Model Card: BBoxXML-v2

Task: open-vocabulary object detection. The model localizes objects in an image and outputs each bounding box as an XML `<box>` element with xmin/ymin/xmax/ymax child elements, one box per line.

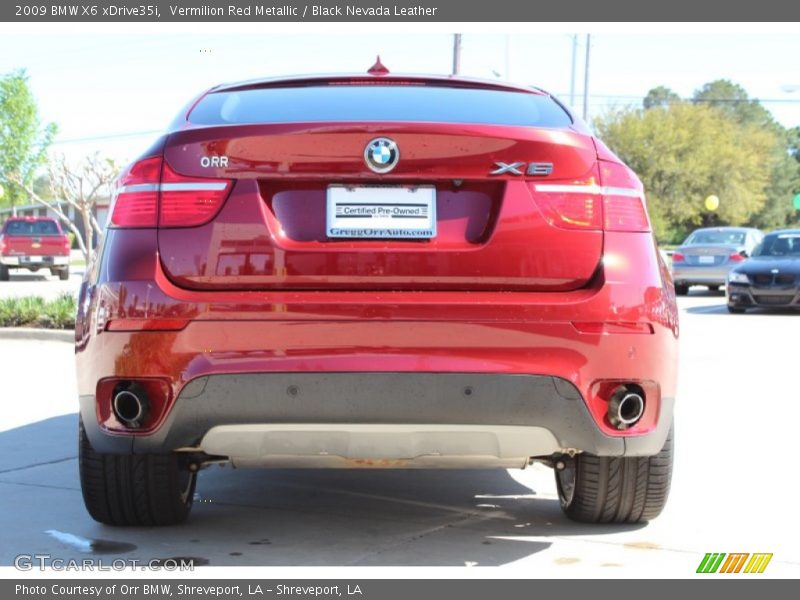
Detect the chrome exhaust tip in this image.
<box><xmin>112</xmin><ymin>385</ymin><xmax>148</xmax><ymax>428</ymax></box>
<box><xmin>608</xmin><ymin>387</ymin><xmax>645</xmax><ymax>430</ymax></box>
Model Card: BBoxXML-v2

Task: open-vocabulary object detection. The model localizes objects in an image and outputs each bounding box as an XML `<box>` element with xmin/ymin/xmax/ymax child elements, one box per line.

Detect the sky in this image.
<box><xmin>1</xmin><ymin>29</ymin><xmax>799</xmax><ymax>166</ymax></box>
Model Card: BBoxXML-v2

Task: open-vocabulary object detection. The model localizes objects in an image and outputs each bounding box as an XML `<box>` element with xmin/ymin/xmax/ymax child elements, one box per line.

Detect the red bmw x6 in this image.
<box><xmin>76</xmin><ymin>68</ymin><xmax>678</xmax><ymax>526</ymax></box>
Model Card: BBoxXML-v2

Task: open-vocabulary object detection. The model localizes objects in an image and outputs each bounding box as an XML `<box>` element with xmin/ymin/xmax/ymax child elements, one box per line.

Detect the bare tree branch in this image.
<box><xmin>9</xmin><ymin>152</ymin><xmax>119</xmax><ymax>263</ymax></box>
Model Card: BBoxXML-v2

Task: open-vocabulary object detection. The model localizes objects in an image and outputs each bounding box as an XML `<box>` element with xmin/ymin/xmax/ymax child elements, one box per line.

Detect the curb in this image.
<box><xmin>0</xmin><ymin>328</ymin><xmax>74</xmax><ymax>343</ymax></box>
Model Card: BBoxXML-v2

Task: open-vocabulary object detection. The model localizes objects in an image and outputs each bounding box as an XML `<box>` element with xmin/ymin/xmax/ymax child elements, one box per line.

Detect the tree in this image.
<box><xmin>748</xmin><ymin>123</ymin><xmax>800</xmax><ymax>230</ymax></box>
<box><xmin>594</xmin><ymin>103</ymin><xmax>776</xmax><ymax>242</ymax></box>
<box><xmin>692</xmin><ymin>79</ymin><xmax>776</xmax><ymax>129</ymax></box>
<box><xmin>9</xmin><ymin>153</ymin><xmax>118</xmax><ymax>261</ymax></box>
<box><xmin>0</xmin><ymin>69</ymin><xmax>57</xmax><ymax>208</ymax></box>
<box><xmin>789</xmin><ymin>127</ymin><xmax>800</xmax><ymax>162</ymax></box>
<box><xmin>643</xmin><ymin>86</ymin><xmax>681</xmax><ymax>110</ymax></box>
<box><xmin>694</xmin><ymin>82</ymin><xmax>800</xmax><ymax>229</ymax></box>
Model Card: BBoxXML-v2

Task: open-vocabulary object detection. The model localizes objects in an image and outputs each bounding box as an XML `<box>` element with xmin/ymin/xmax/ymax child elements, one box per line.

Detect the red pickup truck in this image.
<box><xmin>0</xmin><ymin>217</ymin><xmax>71</xmax><ymax>281</ymax></box>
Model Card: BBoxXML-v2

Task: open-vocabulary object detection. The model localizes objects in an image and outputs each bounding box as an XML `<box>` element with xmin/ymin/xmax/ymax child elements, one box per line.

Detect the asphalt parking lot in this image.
<box><xmin>0</xmin><ymin>290</ymin><xmax>799</xmax><ymax>575</ymax></box>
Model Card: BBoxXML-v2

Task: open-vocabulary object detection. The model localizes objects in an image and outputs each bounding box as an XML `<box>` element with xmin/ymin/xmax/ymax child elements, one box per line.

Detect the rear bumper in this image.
<box><xmin>0</xmin><ymin>255</ymin><xmax>69</xmax><ymax>266</ymax></box>
<box><xmin>80</xmin><ymin>372</ymin><xmax>675</xmax><ymax>461</ymax></box>
<box><xmin>672</xmin><ymin>264</ymin><xmax>732</xmax><ymax>286</ymax></box>
<box><xmin>75</xmin><ymin>228</ymin><xmax>679</xmax><ymax>464</ymax></box>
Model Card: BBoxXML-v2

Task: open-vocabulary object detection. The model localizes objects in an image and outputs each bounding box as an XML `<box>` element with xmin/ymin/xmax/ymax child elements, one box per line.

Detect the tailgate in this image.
<box><xmin>158</xmin><ymin>123</ymin><xmax>603</xmax><ymax>291</ymax></box>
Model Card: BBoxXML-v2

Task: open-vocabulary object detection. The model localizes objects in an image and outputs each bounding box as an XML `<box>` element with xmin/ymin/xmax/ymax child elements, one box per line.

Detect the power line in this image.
<box><xmin>52</xmin><ymin>130</ymin><xmax>162</xmax><ymax>146</ymax></box>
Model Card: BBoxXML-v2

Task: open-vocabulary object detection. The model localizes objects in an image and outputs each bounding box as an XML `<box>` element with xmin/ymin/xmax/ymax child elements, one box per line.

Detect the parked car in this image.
<box><xmin>75</xmin><ymin>68</ymin><xmax>678</xmax><ymax>527</ymax></box>
<box><xmin>0</xmin><ymin>217</ymin><xmax>71</xmax><ymax>281</ymax></box>
<box><xmin>726</xmin><ymin>229</ymin><xmax>800</xmax><ymax>313</ymax></box>
<box><xmin>671</xmin><ymin>227</ymin><xmax>763</xmax><ymax>295</ymax></box>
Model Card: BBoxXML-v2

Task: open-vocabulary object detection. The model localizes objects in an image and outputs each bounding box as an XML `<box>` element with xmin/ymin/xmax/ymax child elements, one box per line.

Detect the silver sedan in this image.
<box><xmin>671</xmin><ymin>227</ymin><xmax>764</xmax><ymax>295</ymax></box>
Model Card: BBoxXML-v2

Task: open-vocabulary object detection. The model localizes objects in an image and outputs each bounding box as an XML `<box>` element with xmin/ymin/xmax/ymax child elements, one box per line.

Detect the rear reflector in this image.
<box><xmin>531</xmin><ymin>162</ymin><xmax>650</xmax><ymax>233</ymax></box>
<box><xmin>572</xmin><ymin>321</ymin><xmax>654</xmax><ymax>335</ymax></box>
<box><xmin>109</xmin><ymin>158</ymin><xmax>232</xmax><ymax>229</ymax></box>
<box><xmin>105</xmin><ymin>318</ymin><xmax>189</xmax><ymax>332</ymax></box>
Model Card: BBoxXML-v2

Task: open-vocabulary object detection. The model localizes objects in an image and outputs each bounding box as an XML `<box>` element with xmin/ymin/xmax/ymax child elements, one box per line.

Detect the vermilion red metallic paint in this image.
<box><xmin>76</xmin><ymin>228</ymin><xmax>677</xmax><ymax>439</ymax></box>
<box><xmin>77</xmin><ymin>73</ymin><xmax>679</xmax><ymax>526</ymax></box>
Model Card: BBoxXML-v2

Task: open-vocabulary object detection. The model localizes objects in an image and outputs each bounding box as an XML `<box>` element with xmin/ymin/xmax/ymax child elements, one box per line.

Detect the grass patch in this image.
<box><xmin>0</xmin><ymin>293</ymin><xmax>76</xmax><ymax>329</ymax></box>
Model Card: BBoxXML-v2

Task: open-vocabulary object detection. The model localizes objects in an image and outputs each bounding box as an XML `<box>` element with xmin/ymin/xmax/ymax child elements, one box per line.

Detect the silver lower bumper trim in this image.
<box><xmin>199</xmin><ymin>423</ymin><xmax>563</xmax><ymax>469</ymax></box>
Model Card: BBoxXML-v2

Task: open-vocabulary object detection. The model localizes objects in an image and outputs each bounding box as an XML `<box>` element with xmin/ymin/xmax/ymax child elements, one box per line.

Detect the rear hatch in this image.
<box><xmin>156</xmin><ymin>81</ymin><xmax>604</xmax><ymax>292</ymax></box>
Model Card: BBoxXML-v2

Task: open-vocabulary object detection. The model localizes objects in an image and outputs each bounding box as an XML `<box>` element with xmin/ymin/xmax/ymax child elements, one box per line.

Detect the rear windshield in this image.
<box><xmin>188</xmin><ymin>85</ymin><xmax>573</xmax><ymax>128</ymax></box>
<box><xmin>2</xmin><ymin>220</ymin><xmax>60</xmax><ymax>235</ymax></box>
<box><xmin>755</xmin><ymin>234</ymin><xmax>800</xmax><ymax>257</ymax></box>
<box><xmin>685</xmin><ymin>230</ymin><xmax>746</xmax><ymax>245</ymax></box>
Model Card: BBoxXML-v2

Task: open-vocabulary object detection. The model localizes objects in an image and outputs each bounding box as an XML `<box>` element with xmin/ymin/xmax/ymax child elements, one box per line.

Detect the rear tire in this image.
<box><xmin>708</xmin><ymin>285</ymin><xmax>721</xmax><ymax>292</ymax></box>
<box><xmin>674</xmin><ymin>284</ymin><xmax>688</xmax><ymax>296</ymax></box>
<box><xmin>0</xmin><ymin>266</ymin><xmax>8</xmax><ymax>281</ymax></box>
<box><xmin>58</xmin><ymin>267</ymin><xmax>69</xmax><ymax>281</ymax></box>
<box><xmin>727</xmin><ymin>306</ymin><xmax>746</xmax><ymax>314</ymax></box>
<box><xmin>79</xmin><ymin>420</ymin><xmax>196</xmax><ymax>526</ymax></box>
<box><xmin>555</xmin><ymin>425</ymin><xmax>673</xmax><ymax>524</ymax></box>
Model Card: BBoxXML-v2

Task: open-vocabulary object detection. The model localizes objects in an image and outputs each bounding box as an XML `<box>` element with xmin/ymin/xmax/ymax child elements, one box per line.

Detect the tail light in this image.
<box><xmin>729</xmin><ymin>253</ymin><xmax>746</xmax><ymax>262</ymax></box>
<box><xmin>672</xmin><ymin>252</ymin><xmax>685</xmax><ymax>262</ymax></box>
<box><xmin>0</xmin><ymin>235</ymin><xmax>6</xmax><ymax>255</ymax></box>
<box><xmin>109</xmin><ymin>157</ymin><xmax>232</xmax><ymax>228</ymax></box>
<box><xmin>597</xmin><ymin>161</ymin><xmax>650</xmax><ymax>232</ymax></box>
<box><xmin>159</xmin><ymin>162</ymin><xmax>232</xmax><ymax>227</ymax></box>
<box><xmin>109</xmin><ymin>157</ymin><xmax>161</xmax><ymax>227</ymax></box>
<box><xmin>62</xmin><ymin>236</ymin><xmax>71</xmax><ymax>253</ymax></box>
<box><xmin>529</xmin><ymin>178</ymin><xmax>602</xmax><ymax>230</ymax></box>
<box><xmin>530</xmin><ymin>161</ymin><xmax>650</xmax><ymax>232</ymax></box>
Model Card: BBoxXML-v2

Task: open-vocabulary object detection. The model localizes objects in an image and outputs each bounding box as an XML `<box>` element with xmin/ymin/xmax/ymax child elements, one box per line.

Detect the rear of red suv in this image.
<box><xmin>76</xmin><ymin>73</ymin><xmax>678</xmax><ymax>527</ymax></box>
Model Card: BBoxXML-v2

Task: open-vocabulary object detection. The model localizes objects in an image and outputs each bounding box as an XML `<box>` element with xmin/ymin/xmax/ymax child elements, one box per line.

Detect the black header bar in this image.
<box><xmin>3</xmin><ymin>0</ymin><xmax>800</xmax><ymax>22</ymax></box>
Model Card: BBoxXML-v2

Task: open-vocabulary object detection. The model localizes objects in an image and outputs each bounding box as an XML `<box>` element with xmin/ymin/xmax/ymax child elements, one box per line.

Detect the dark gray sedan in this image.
<box><xmin>726</xmin><ymin>229</ymin><xmax>800</xmax><ymax>313</ymax></box>
<box><xmin>671</xmin><ymin>227</ymin><xmax>764</xmax><ymax>295</ymax></box>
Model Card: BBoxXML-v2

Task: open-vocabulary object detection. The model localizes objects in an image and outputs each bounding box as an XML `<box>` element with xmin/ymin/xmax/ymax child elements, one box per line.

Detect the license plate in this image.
<box><xmin>698</xmin><ymin>255</ymin><xmax>715</xmax><ymax>264</ymax></box>
<box><xmin>27</xmin><ymin>256</ymin><xmax>43</xmax><ymax>263</ymax></box>
<box><xmin>327</xmin><ymin>185</ymin><xmax>436</xmax><ymax>239</ymax></box>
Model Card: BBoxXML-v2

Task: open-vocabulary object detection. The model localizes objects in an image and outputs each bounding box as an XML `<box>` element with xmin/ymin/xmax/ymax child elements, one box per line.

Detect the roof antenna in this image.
<box><xmin>367</xmin><ymin>55</ymin><xmax>390</xmax><ymax>76</ymax></box>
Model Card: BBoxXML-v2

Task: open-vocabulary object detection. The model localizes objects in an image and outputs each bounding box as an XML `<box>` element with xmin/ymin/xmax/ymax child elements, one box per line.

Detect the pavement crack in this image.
<box><xmin>0</xmin><ymin>480</ymin><xmax>80</xmax><ymax>491</ymax></box>
<box><xmin>0</xmin><ymin>455</ymin><xmax>77</xmax><ymax>475</ymax></box>
<box><xmin>346</xmin><ymin>512</ymin><xmax>488</xmax><ymax>565</ymax></box>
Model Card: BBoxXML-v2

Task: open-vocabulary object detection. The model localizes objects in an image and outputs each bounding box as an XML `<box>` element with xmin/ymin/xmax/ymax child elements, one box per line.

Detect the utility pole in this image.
<box><xmin>452</xmin><ymin>33</ymin><xmax>462</xmax><ymax>75</ymax></box>
<box><xmin>569</xmin><ymin>34</ymin><xmax>578</xmax><ymax>108</ymax></box>
<box><xmin>582</xmin><ymin>33</ymin><xmax>591</xmax><ymax>121</ymax></box>
<box><xmin>504</xmin><ymin>35</ymin><xmax>511</xmax><ymax>80</ymax></box>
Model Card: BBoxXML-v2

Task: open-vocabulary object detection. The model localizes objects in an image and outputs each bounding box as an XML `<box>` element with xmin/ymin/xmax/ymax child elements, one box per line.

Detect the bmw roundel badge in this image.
<box><xmin>364</xmin><ymin>137</ymin><xmax>400</xmax><ymax>173</ymax></box>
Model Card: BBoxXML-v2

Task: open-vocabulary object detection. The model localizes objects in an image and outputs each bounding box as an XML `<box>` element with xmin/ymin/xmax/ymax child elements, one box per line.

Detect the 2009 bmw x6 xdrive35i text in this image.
<box><xmin>76</xmin><ymin>68</ymin><xmax>678</xmax><ymax>526</ymax></box>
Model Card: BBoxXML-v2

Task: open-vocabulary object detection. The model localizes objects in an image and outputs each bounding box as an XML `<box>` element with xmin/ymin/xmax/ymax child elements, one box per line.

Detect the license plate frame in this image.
<box><xmin>326</xmin><ymin>185</ymin><xmax>437</xmax><ymax>239</ymax></box>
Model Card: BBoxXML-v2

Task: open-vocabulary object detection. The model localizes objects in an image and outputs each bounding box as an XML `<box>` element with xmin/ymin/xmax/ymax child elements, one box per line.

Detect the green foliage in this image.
<box><xmin>643</xmin><ymin>86</ymin><xmax>681</xmax><ymax>109</ymax></box>
<box><xmin>692</xmin><ymin>79</ymin><xmax>776</xmax><ymax>129</ymax></box>
<box><xmin>0</xmin><ymin>293</ymin><xmax>76</xmax><ymax>329</ymax></box>
<box><xmin>595</xmin><ymin>102</ymin><xmax>776</xmax><ymax>243</ymax></box>
<box><xmin>0</xmin><ymin>69</ymin><xmax>57</xmax><ymax>208</ymax></box>
<box><xmin>750</xmin><ymin>136</ymin><xmax>800</xmax><ymax>230</ymax></box>
<box><xmin>596</xmin><ymin>79</ymin><xmax>800</xmax><ymax>242</ymax></box>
